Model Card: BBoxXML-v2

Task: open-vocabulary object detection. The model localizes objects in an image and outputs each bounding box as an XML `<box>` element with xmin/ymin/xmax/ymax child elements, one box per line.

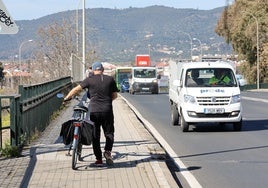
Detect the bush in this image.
<box><xmin>0</xmin><ymin>141</ymin><xmax>21</xmax><ymax>158</ymax></box>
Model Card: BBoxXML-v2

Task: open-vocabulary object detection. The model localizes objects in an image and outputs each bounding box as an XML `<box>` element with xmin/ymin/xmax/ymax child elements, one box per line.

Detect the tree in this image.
<box><xmin>215</xmin><ymin>0</ymin><xmax>268</xmax><ymax>83</ymax></box>
<box><xmin>36</xmin><ymin>21</ymin><xmax>76</xmax><ymax>80</ymax></box>
<box><xmin>0</xmin><ymin>62</ymin><xmax>4</xmax><ymax>79</ymax></box>
<box><xmin>0</xmin><ymin>62</ymin><xmax>4</xmax><ymax>88</ymax></box>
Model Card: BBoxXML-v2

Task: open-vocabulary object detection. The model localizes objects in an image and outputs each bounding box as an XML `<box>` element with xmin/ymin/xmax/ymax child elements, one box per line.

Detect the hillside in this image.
<box><xmin>0</xmin><ymin>6</ymin><xmax>231</xmax><ymax>63</ymax></box>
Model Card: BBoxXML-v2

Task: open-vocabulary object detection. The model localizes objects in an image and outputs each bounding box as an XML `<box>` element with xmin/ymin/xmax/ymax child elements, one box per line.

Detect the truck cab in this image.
<box><xmin>129</xmin><ymin>54</ymin><xmax>159</xmax><ymax>94</ymax></box>
<box><xmin>129</xmin><ymin>67</ymin><xmax>158</xmax><ymax>94</ymax></box>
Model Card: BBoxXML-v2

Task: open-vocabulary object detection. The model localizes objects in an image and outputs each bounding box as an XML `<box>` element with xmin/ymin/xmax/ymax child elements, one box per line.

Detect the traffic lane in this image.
<box><xmin>121</xmin><ymin>92</ymin><xmax>268</xmax><ymax>132</ymax></box>
<box><xmin>167</xmin><ymin>95</ymin><xmax>268</xmax><ymax>188</ymax></box>
<box><xmin>120</xmin><ymin>92</ymin><xmax>268</xmax><ymax>188</ymax></box>
<box><xmin>120</xmin><ymin>93</ymin><xmax>170</xmax><ymax>125</ymax></box>
<box><xmin>179</xmin><ymin>121</ymin><xmax>268</xmax><ymax>188</ymax></box>
<box><xmin>189</xmin><ymin>91</ymin><xmax>268</xmax><ymax>187</ymax></box>
<box><xmin>241</xmin><ymin>91</ymin><xmax>268</xmax><ymax>133</ymax></box>
<box><xmin>182</xmin><ymin>93</ymin><xmax>268</xmax><ymax>187</ymax></box>
<box><xmin>242</xmin><ymin>90</ymin><xmax>268</xmax><ymax>101</ymax></box>
<box><xmin>177</xmin><ymin>95</ymin><xmax>268</xmax><ymax>187</ymax></box>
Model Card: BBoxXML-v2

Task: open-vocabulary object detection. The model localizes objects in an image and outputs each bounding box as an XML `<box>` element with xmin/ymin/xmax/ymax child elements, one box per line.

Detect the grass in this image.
<box><xmin>0</xmin><ymin>141</ymin><xmax>21</xmax><ymax>158</ymax></box>
<box><xmin>1</xmin><ymin>113</ymin><xmax>10</xmax><ymax>128</ymax></box>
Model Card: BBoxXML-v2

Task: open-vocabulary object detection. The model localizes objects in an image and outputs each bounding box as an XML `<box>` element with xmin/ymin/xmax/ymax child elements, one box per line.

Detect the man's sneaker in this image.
<box><xmin>94</xmin><ymin>159</ymin><xmax>103</xmax><ymax>167</ymax></box>
<box><xmin>78</xmin><ymin>155</ymin><xmax>83</xmax><ymax>161</ymax></box>
<box><xmin>103</xmin><ymin>151</ymin><xmax>114</xmax><ymax>166</ymax></box>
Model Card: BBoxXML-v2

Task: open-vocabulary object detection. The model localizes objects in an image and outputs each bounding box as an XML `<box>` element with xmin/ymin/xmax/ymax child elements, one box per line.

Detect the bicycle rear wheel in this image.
<box><xmin>72</xmin><ymin>142</ymin><xmax>83</xmax><ymax>169</ymax></box>
<box><xmin>72</xmin><ymin>144</ymin><xmax>78</xmax><ymax>170</ymax></box>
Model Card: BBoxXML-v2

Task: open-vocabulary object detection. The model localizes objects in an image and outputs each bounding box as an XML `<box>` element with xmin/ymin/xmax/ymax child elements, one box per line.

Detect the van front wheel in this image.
<box><xmin>233</xmin><ymin>119</ymin><xmax>242</xmax><ymax>131</ymax></box>
<box><xmin>171</xmin><ymin>104</ymin><xmax>179</xmax><ymax>126</ymax></box>
<box><xmin>180</xmin><ymin>113</ymin><xmax>189</xmax><ymax>132</ymax></box>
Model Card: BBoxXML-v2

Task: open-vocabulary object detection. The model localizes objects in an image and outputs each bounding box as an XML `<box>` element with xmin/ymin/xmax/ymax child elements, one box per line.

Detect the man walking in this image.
<box><xmin>64</xmin><ymin>62</ymin><xmax>119</xmax><ymax>166</ymax></box>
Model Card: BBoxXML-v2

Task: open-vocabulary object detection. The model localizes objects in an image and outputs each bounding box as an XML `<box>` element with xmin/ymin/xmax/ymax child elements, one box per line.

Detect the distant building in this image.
<box><xmin>155</xmin><ymin>62</ymin><xmax>169</xmax><ymax>76</ymax></box>
<box><xmin>201</xmin><ymin>56</ymin><xmax>223</xmax><ymax>62</ymax></box>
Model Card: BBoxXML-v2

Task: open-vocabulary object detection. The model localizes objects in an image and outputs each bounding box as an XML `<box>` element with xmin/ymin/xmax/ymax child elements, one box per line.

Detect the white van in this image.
<box><xmin>169</xmin><ymin>61</ymin><xmax>242</xmax><ymax>132</ymax></box>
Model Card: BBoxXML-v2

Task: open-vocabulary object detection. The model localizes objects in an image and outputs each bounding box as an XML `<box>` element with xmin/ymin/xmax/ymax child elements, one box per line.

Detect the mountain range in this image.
<box><xmin>0</xmin><ymin>6</ymin><xmax>232</xmax><ymax>63</ymax></box>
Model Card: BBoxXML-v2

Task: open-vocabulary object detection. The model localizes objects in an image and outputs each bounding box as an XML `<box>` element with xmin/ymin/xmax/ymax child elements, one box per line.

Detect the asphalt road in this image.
<box><xmin>120</xmin><ymin>90</ymin><xmax>268</xmax><ymax>188</ymax></box>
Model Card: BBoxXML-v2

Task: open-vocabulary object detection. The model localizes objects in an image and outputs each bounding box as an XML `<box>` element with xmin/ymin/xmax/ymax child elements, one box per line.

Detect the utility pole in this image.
<box><xmin>82</xmin><ymin>0</ymin><xmax>86</xmax><ymax>79</ymax></box>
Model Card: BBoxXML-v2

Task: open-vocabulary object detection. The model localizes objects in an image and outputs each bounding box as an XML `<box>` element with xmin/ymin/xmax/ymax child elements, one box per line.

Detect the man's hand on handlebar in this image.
<box><xmin>64</xmin><ymin>97</ymin><xmax>72</xmax><ymax>102</ymax></box>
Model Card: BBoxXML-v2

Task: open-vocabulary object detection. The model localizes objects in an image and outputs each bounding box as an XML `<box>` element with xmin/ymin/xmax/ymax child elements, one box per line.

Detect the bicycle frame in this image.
<box><xmin>72</xmin><ymin>121</ymin><xmax>82</xmax><ymax>150</ymax></box>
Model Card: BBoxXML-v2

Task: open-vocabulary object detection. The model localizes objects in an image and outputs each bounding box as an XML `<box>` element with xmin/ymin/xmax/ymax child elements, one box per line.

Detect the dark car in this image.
<box><xmin>120</xmin><ymin>79</ymin><xmax>130</xmax><ymax>93</ymax></box>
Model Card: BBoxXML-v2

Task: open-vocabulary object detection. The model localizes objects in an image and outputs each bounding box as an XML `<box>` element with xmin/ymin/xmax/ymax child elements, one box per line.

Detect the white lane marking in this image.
<box><xmin>242</xmin><ymin>96</ymin><xmax>268</xmax><ymax>103</ymax></box>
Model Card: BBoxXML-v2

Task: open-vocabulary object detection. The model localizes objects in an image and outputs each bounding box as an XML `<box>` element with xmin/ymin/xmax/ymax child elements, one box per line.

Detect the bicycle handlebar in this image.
<box><xmin>57</xmin><ymin>93</ymin><xmax>90</xmax><ymax>104</ymax></box>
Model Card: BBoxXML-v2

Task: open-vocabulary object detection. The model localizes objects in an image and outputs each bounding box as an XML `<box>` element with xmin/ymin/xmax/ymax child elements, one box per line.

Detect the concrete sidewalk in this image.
<box><xmin>0</xmin><ymin>95</ymin><xmax>179</xmax><ymax>188</ymax></box>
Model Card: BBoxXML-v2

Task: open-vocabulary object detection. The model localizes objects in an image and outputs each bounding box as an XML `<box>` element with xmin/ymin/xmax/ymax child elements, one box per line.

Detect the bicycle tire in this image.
<box><xmin>72</xmin><ymin>127</ymin><xmax>81</xmax><ymax>170</ymax></box>
<box><xmin>72</xmin><ymin>145</ymin><xmax>78</xmax><ymax>170</ymax></box>
<box><xmin>72</xmin><ymin>143</ymin><xmax>83</xmax><ymax>169</ymax></box>
<box><xmin>78</xmin><ymin>143</ymin><xmax>83</xmax><ymax>161</ymax></box>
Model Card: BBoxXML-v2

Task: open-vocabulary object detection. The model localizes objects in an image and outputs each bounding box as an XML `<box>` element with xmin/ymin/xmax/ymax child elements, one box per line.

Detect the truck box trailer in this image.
<box><xmin>135</xmin><ymin>54</ymin><xmax>151</xmax><ymax>67</ymax></box>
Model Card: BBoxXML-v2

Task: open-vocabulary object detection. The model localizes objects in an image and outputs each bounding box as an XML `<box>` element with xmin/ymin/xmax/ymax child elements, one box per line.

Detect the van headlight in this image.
<box><xmin>184</xmin><ymin>94</ymin><xmax>196</xmax><ymax>104</ymax></box>
<box><xmin>230</xmin><ymin>94</ymin><xmax>241</xmax><ymax>104</ymax></box>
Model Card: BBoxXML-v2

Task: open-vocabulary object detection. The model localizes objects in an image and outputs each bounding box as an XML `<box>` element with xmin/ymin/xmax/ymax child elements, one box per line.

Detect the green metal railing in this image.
<box><xmin>0</xmin><ymin>95</ymin><xmax>20</xmax><ymax>148</ymax></box>
<box><xmin>0</xmin><ymin>77</ymin><xmax>72</xmax><ymax>149</ymax></box>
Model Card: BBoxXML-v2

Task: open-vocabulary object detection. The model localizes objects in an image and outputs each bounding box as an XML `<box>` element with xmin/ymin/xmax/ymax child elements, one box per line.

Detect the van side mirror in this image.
<box><xmin>157</xmin><ymin>74</ymin><xmax>161</xmax><ymax>79</ymax></box>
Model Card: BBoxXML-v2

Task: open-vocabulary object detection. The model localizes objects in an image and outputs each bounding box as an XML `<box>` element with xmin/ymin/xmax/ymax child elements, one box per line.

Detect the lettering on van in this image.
<box><xmin>200</xmin><ymin>89</ymin><xmax>224</xmax><ymax>93</ymax></box>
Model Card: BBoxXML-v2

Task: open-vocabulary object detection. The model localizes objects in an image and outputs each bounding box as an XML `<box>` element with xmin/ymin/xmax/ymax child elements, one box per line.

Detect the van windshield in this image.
<box><xmin>134</xmin><ymin>69</ymin><xmax>156</xmax><ymax>78</ymax></box>
<box><xmin>185</xmin><ymin>68</ymin><xmax>237</xmax><ymax>87</ymax></box>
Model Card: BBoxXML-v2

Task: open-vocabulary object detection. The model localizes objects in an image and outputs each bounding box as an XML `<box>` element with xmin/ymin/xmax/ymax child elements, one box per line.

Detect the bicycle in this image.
<box><xmin>58</xmin><ymin>93</ymin><xmax>94</xmax><ymax>170</ymax></box>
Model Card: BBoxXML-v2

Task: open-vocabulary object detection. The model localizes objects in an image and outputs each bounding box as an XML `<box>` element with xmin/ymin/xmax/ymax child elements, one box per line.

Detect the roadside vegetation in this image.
<box><xmin>215</xmin><ymin>0</ymin><xmax>268</xmax><ymax>84</ymax></box>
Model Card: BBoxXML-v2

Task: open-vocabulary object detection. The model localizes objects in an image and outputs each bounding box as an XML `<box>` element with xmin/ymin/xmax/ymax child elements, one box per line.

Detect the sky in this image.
<box><xmin>2</xmin><ymin>0</ymin><xmax>233</xmax><ymax>21</ymax></box>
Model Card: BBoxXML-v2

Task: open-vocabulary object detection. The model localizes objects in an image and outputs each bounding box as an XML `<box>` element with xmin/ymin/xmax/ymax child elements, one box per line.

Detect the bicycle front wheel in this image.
<box><xmin>72</xmin><ymin>141</ymin><xmax>78</xmax><ymax>170</ymax></box>
<box><xmin>72</xmin><ymin>142</ymin><xmax>83</xmax><ymax>170</ymax></box>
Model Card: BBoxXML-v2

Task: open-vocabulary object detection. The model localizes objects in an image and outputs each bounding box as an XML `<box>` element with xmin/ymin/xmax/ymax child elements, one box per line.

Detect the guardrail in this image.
<box><xmin>240</xmin><ymin>83</ymin><xmax>268</xmax><ymax>91</ymax></box>
<box><xmin>0</xmin><ymin>77</ymin><xmax>72</xmax><ymax>149</ymax></box>
<box><xmin>0</xmin><ymin>95</ymin><xmax>20</xmax><ymax>149</ymax></box>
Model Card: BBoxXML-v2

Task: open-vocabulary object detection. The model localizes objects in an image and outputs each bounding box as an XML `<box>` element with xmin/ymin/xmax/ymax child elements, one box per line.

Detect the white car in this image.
<box><xmin>236</xmin><ymin>74</ymin><xmax>247</xmax><ymax>86</ymax></box>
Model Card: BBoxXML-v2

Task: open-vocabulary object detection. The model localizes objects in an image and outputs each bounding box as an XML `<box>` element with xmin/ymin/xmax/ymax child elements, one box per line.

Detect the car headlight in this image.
<box><xmin>230</xmin><ymin>94</ymin><xmax>241</xmax><ymax>104</ymax></box>
<box><xmin>184</xmin><ymin>94</ymin><xmax>196</xmax><ymax>104</ymax></box>
<box><xmin>152</xmin><ymin>79</ymin><xmax>158</xmax><ymax>83</ymax></box>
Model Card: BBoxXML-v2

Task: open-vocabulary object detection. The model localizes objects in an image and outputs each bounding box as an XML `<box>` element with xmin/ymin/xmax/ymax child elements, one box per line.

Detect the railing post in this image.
<box><xmin>11</xmin><ymin>95</ymin><xmax>21</xmax><ymax>146</ymax></box>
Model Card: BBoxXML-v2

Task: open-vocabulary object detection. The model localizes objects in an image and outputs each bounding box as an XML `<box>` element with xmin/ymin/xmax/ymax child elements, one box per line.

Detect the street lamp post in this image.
<box><xmin>193</xmin><ymin>38</ymin><xmax>203</xmax><ymax>60</ymax></box>
<box><xmin>82</xmin><ymin>0</ymin><xmax>86</xmax><ymax>79</ymax></box>
<box><xmin>242</xmin><ymin>11</ymin><xmax>259</xmax><ymax>90</ymax></box>
<box><xmin>70</xmin><ymin>53</ymin><xmax>83</xmax><ymax>82</ymax></box>
<box><xmin>19</xmin><ymin>39</ymin><xmax>33</xmax><ymax>84</ymax></box>
<box><xmin>178</xmin><ymin>31</ymin><xmax>192</xmax><ymax>61</ymax></box>
<box><xmin>76</xmin><ymin>1</ymin><xmax>82</xmax><ymax>54</ymax></box>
